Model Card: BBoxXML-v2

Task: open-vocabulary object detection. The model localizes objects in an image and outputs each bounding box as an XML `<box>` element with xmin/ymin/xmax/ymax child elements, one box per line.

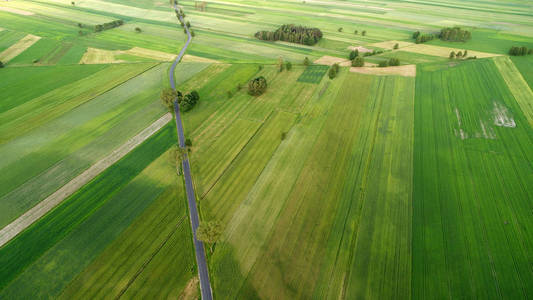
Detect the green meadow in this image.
<box><xmin>1</xmin><ymin>0</ymin><xmax>532</xmax><ymax>298</ymax></box>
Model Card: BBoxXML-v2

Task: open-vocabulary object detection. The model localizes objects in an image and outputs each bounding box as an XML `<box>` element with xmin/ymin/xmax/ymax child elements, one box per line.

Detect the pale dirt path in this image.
<box><xmin>0</xmin><ymin>113</ymin><xmax>172</xmax><ymax>248</ymax></box>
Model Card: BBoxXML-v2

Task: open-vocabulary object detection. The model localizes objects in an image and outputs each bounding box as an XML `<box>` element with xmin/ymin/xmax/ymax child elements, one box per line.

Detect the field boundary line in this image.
<box><xmin>0</xmin><ymin>113</ymin><xmax>172</xmax><ymax>248</ymax></box>
<box><xmin>115</xmin><ymin>214</ymin><xmax>188</xmax><ymax>299</ymax></box>
<box><xmin>0</xmin><ymin>34</ymin><xmax>40</xmax><ymax>63</ymax></box>
<box><xmin>200</xmin><ymin>110</ymin><xmax>274</xmax><ymax>199</ymax></box>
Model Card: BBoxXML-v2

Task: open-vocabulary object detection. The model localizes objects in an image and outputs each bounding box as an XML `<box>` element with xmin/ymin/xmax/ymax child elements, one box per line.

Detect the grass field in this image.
<box><xmin>0</xmin><ymin>123</ymin><xmax>195</xmax><ymax>298</ymax></box>
<box><xmin>413</xmin><ymin>59</ymin><xmax>533</xmax><ymax>299</ymax></box>
<box><xmin>0</xmin><ymin>63</ymin><xmax>170</xmax><ymax>229</ymax></box>
<box><xmin>1</xmin><ymin>0</ymin><xmax>533</xmax><ymax>298</ymax></box>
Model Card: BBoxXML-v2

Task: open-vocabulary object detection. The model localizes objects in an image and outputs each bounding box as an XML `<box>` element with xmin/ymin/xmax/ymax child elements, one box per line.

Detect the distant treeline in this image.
<box><xmin>94</xmin><ymin>20</ymin><xmax>124</xmax><ymax>32</ymax></box>
<box><xmin>439</xmin><ymin>27</ymin><xmax>471</xmax><ymax>42</ymax></box>
<box><xmin>412</xmin><ymin>27</ymin><xmax>471</xmax><ymax>44</ymax></box>
<box><xmin>509</xmin><ymin>46</ymin><xmax>532</xmax><ymax>56</ymax></box>
<box><xmin>255</xmin><ymin>24</ymin><xmax>323</xmax><ymax>46</ymax></box>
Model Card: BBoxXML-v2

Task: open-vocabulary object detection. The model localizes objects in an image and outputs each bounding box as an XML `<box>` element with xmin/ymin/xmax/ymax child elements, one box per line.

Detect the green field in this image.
<box><xmin>1</xmin><ymin>0</ymin><xmax>533</xmax><ymax>298</ymax></box>
<box><xmin>297</xmin><ymin>65</ymin><xmax>329</xmax><ymax>84</ymax></box>
<box><xmin>413</xmin><ymin>59</ymin><xmax>533</xmax><ymax>299</ymax></box>
<box><xmin>0</xmin><ymin>123</ymin><xmax>195</xmax><ymax>298</ymax></box>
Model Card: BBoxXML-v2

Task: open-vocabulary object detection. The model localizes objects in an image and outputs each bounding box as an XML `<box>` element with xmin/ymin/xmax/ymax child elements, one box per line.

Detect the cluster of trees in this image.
<box><xmin>412</xmin><ymin>31</ymin><xmax>434</xmax><ymax>44</ymax></box>
<box><xmin>509</xmin><ymin>46</ymin><xmax>532</xmax><ymax>56</ymax></box>
<box><xmin>348</xmin><ymin>49</ymin><xmax>365</xmax><ymax>67</ymax></box>
<box><xmin>449</xmin><ymin>50</ymin><xmax>475</xmax><ymax>59</ymax></box>
<box><xmin>179</xmin><ymin>91</ymin><xmax>200</xmax><ymax>112</ymax></box>
<box><xmin>378</xmin><ymin>58</ymin><xmax>400</xmax><ymax>67</ymax></box>
<box><xmin>364</xmin><ymin>49</ymin><xmax>384</xmax><ymax>56</ymax></box>
<box><xmin>255</xmin><ymin>24</ymin><xmax>323</xmax><ymax>46</ymax></box>
<box><xmin>248</xmin><ymin>76</ymin><xmax>267</xmax><ymax>96</ymax></box>
<box><xmin>439</xmin><ymin>27</ymin><xmax>471</xmax><ymax>42</ymax></box>
<box><xmin>94</xmin><ymin>20</ymin><xmax>123</xmax><ymax>32</ymax></box>
<box><xmin>328</xmin><ymin>63</ymin><xmax>339</xmax><ymax>79</ymax></box>
<box><xmin>160</xmin><ymin>88</ymin><xmax>200</xmax><ymax>112</ymax></box>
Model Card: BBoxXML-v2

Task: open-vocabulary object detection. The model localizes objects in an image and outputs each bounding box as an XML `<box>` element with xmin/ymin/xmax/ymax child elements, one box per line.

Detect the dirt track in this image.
<box><xmin>0</xmin><ymin>113</ymin><xmax>172</xmax><ymax>248</ymax></box>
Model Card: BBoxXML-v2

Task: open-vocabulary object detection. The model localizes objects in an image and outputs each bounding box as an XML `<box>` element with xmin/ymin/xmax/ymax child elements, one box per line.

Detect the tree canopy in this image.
<box><xmin>248</xmin><ymin>76</ymin><xmax>268</xmax><ymax>96</ymax></box>
<box><xmin>179</xmin><ymin>90</ymin><xmax>200</xmax><ymax>112</ymax></box>
<box><xmin>509</xmin><ymin>46</ymin><xmax>531</xmax><ymax>56</ymax></box>
<box><xmin>255</xmin><ymin>24</ymin><xmax>323</xmax><ymax>46</ymax></box>
<box><xmin>439</xmin><ymin>27</ymin><xmax>471</xmax><ymax>42</ymax></box>
<box><xmin>160</xmin><ymin>88</ymin><xmax>179</xmax><ymax>109</ymax></box>
<box><xmin>196</xmin><ymin>221</ymin><xmax>223</xmax><ymax>252</ymax></box>
<box><xmin>351</xmin><ymin>56</ymin><xmax>364</xmax><ymax>67</ymax></box>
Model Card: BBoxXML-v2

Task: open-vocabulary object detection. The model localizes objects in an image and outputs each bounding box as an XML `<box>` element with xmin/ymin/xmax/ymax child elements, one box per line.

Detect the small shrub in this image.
<box><xmin>0</xmin><ymin>61</ymin><xmax>4</xmax><ymax>68</ymax></box>
<box><xmin>338</xmin><ymin>27</ymin><xmax>343</xmax><ymax>32</ymax></box>
<box><xmin>378</xmin><ymin>60</ymin><xmax>389</xmax><ymax>67</ymax></box>
<box><xmin>135</xmin><ymin>27</ymin><xmax>142</xmax><ymax>33</ymax></box>
<box><xmin>227</xmin><ymin>90</ymin><xmax>233</xmax><ymax>98</ymax></box>
<box><xmin>286</xmin><ymin>61</ymin><xmax>292</xmax><ymax>71</ymax></box>
<box><xmin>303</xmin><ymin>57</ymin><xmax>310</xmax><ymax>66</ymax></box>
<box><xmin>388</xmin><ymin>58</ymin><xmax>400</xmax><ymax>66</ymax></box>
<box><xmin>349</xmin><ymin>49</ymin><xmax>359</xmax><ymax>60</ymax></box>
<box><xmin>281</xmin><ymin>132</ymin><xmax>287</xmax><ymax>140</ymax></box>
<box><xmin>185</xmin><ymin>138</ymin><xmax>192</xmax><ymax>147</ymax></box>
<box><xmin>354</xmin><ymin>30</ymin><xmax>358</xmax><ymax>35</ymax></box>
<box><xmin>362</xmin><ymin>30</ymin><xmax>366</xmax><ymax>36</ymax></box>
<box><xmin>393</xmin><ymin>43</ymin><xmax>399</xmax><ymax>50</ymax></box>
<box><xmin>351</xmin><ymin>56</ymin><xmax>364</xmax><ymax>67</ymax></box>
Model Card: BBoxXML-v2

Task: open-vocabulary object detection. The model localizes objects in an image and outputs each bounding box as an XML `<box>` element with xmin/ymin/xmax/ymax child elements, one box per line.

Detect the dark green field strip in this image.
<box><xmin>59</xmin><ymin>187</ymin><xmax>192</xmax><ymax>299</ymax></box>
<box><xmin>0</xmin><ymin>122</ymin><xmax>176</xmax><ymax>290</ymax></box>
<box><xmin>0</xmin><ymin>64</ymin><xmax>106</xmax><ymax>114</ymax></box>
<box><xmin>413</xmin><ymin>60</ymin><xmax>533</xmax><ymax>299</ymax></box>
<box><xmin>0</xmin><ymin>30</ymin><xmax>27</xmax><ymax>52</ymax></box>
<box><xmin>297</xmin><ymin>65</ymin><xmax>329</xmax><ymax>84</ymax></box>
<box><xmin>511</xmin><ymin>56</ymin><xmax>533</xmax><ymax>91</ymax></box>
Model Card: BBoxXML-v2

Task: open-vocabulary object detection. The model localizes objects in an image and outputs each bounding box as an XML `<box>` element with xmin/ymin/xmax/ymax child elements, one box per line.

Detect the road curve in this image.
<box><xmin>170</xmin><ymin>6</ymin><xmax>213</xmax><ymax>300</ymax></box>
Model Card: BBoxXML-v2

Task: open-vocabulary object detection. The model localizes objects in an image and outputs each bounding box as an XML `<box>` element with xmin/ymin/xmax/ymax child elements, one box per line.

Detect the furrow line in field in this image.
<box><xmin>0</xmin><ymin>113</ymin><xmax>172</xmax><ymax>248</ymax></box>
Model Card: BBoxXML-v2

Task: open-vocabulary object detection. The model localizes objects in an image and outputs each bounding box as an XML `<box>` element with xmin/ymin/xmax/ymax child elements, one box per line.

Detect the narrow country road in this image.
<box><xmin>170</xmin><ymin>5</ymin><xmax>213</xmax><ymax>300</ymax></box>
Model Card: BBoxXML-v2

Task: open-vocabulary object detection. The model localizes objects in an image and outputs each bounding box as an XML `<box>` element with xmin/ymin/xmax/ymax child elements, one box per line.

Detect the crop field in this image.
<box><xmin>0</xmin><ymin>123</ymin><xmax>195</xmax><ymax>298</ymax></box>
<box><xmin>0</xmin><ymin>63</ymin><xmax>169</xmax><ymax>228</ymax></box>
<box><xmin>1</xmin><ymin>0</ymin><xmax>533</xmax><ymax>298</ymax></box>
<box><xmin>413</xmin><ymin>59</ymin><xmax>533</xmax><ymax>299</ymax></box>
<box><xmin>177</xmin><ymin>67</ymin><xmax>415</xmax><ymax>299</ymax></box>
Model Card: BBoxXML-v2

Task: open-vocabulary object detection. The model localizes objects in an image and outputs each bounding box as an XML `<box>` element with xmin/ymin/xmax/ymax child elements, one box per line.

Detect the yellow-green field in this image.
<box><xmin>1</xmin><ymin>0</ymin><xmax>532</xmax><ymax>298</ymax></box>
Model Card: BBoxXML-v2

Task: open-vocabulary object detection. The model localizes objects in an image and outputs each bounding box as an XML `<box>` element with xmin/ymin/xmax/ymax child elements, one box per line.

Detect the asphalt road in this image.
<box><xmin>170</xmin><ymin>6</ymin><xmax>214</xmax><ymax>300</ymax></box>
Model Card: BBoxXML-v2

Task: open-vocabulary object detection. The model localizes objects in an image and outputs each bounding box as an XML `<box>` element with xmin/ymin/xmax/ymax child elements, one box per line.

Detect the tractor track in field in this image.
<box><xmin>169</xmin><ymin>5</ymin><xmax>213</xmax><ymax>300</ymax></box>
<box><xmin>0</xmin><ymin>113</ymin><xmax>172</xmax><ymax>248</ymax></box>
